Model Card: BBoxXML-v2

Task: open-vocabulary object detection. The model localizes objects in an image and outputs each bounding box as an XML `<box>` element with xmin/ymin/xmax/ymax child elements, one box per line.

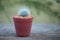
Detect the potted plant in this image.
<box><xmin>13</xmin><ymin>7</ymin><xmax>33</xmax><ymax>37</ymax></box>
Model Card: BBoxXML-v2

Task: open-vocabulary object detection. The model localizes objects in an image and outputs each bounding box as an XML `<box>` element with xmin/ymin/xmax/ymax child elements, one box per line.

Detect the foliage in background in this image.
<box><xmin>0</xmin><ymin>0</ymin><xmax>4</xmax><ymax>11</ymax></box>
<box><xmin>0</xmin><ymin>0</ymin><xmax>60</xmax><ymax>22</ymax></box>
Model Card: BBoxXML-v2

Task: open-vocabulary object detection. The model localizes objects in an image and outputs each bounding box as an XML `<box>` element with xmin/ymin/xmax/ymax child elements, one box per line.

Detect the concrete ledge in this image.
<box><xmin>0</xmin><ymin>24</ymin><xmax>60</xmax><ymax>40</ymax></box>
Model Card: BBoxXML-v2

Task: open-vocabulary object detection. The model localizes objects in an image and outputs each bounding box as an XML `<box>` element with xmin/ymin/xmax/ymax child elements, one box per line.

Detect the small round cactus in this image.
<box><xmin>18</xmin><ymin>7</ymin><xmax>30</xmax><ymax>17</ymax></box>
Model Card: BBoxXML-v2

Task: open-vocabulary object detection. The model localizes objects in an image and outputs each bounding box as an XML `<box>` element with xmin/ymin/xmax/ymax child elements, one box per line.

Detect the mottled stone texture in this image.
<box><xmin>0</xmin><ymin>24</ymin><xmax>60</xmax><ymax>40</ymax></box>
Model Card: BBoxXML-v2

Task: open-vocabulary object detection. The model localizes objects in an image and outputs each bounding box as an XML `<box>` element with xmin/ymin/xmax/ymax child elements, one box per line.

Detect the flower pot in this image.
<box><xmin>13</xmin><ymin>16</ymin><xmax>33</xmax><ymax>37</ymax></box>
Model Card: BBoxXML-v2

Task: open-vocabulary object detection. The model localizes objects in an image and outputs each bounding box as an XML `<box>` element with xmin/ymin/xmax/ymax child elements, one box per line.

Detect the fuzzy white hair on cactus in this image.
<box><xmin>18</xmin><ymin>7</ymin><xmax>31</xmax><ymax>17</ymax></box>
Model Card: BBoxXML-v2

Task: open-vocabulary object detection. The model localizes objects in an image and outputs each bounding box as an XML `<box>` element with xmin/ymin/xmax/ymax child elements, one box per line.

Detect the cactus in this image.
<box><xmin>18</xmin><ymin>7</ymin><xmax>30</xmax><ymax>17</ymax></box>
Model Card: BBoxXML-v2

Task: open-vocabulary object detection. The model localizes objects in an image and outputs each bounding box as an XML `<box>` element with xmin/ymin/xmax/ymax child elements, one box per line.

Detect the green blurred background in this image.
<box><xmin>0</xmin><ymin>0</ymin><xmax>60</xmax><ymax>24</ymax></box>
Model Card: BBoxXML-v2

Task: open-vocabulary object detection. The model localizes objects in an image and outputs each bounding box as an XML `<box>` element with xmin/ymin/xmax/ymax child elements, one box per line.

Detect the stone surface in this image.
<box><xmin>0</xmin><ymin>24</ymin><xmax>60</xmax><ymax>40</ymax></box>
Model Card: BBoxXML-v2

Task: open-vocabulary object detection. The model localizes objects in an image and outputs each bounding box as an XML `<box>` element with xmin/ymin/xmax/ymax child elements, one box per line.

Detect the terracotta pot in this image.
<box><xmin>13</xmin><ymin>16</ymin><xmax>33</xmax><ymax>37</ymax></box>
